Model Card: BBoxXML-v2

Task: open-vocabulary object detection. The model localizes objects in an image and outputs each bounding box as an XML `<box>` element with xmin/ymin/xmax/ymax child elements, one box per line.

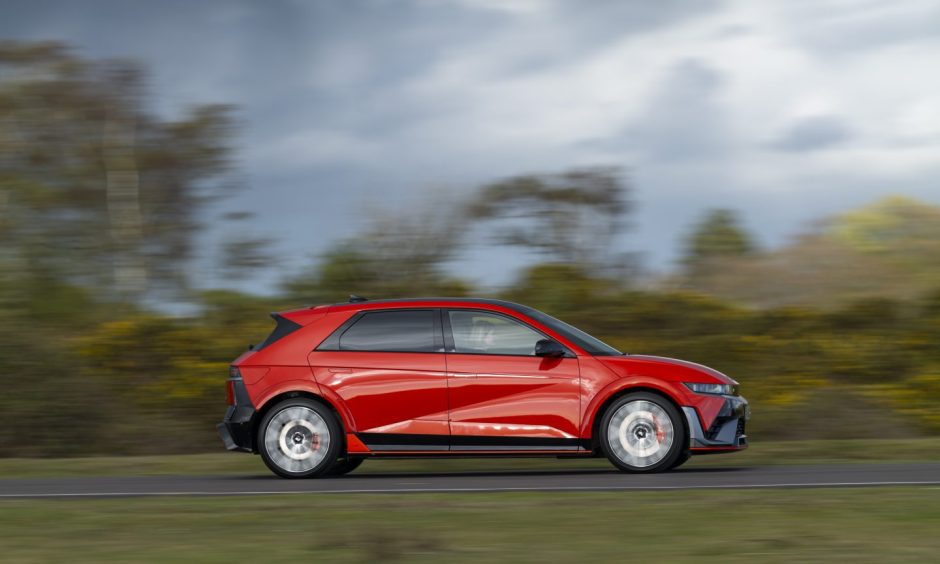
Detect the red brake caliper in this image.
<box><xmin>653</xmin><ymin>416</ymin><xmax>665</xmax><ymax>442</ymax></box>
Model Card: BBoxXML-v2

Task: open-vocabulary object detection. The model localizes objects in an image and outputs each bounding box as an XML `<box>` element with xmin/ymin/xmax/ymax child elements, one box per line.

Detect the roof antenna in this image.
<box><xmin>349</xmin><ymin>294</ymin><xmax>368</xmax><ymax>303</ymax></box>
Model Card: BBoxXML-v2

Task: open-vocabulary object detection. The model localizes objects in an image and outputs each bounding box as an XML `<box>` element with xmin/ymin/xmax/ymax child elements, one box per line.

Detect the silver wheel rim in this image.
<box><xmin>263</xmin><ymin>406</ymin><xmax>331</xmax><ymax>473</ymax></box>
<box><xmin>606</xmin><ymin>400</ymin><xmax>675</xmax><ymax>468</ymax></box>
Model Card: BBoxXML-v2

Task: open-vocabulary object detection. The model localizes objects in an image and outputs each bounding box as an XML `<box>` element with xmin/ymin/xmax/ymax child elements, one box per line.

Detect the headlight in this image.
<box><xmin>684</xmin><ymin>382</ymin><xmax>736</xmax><ymax>395</ymax></box>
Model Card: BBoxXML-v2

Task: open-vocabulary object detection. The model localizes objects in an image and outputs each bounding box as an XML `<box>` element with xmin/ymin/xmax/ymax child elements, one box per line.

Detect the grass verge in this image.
<box><xmin>0</xmin><ymin>487</ymin><xmax>938</xmax><ymax>562</ymax></box>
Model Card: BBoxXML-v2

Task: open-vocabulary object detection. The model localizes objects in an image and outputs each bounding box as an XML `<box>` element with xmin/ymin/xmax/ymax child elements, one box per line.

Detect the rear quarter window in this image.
<box><xmin>327</xmin><ymin>310</ymin><xmax>438</xmax><ymax>353</ymax></box>
<box><xmin>254</xmin><ymin>314</ymin><xmax>303</xmax><ymax>351</ymax></box>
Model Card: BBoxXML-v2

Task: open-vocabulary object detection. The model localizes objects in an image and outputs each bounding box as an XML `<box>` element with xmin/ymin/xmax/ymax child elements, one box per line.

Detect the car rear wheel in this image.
<box><xmin>258</xmin><ymin>398</ymin><xmax>342</xmax><ymax>479</ymax></box>
<box><xmin>600</xmin><ymin>392</ymin><xmax>686</xmax><ymax>473</ymax></box>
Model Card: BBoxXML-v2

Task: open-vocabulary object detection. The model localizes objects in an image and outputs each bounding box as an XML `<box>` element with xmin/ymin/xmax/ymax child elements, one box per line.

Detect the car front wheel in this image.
<box><xmin>600</xmin><ymin>392</ymin><xmax>687</xmax><ymax>473</ymax></box>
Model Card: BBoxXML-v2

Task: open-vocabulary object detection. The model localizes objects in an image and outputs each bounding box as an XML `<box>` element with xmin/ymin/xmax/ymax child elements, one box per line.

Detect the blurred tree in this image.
<box><xmin>676</xmin><ymin>197</ymin><xmax>940</xmax><ymax>308</ymax></box>
<box><xmin>501</xmin><ymin>263</ymin><xmax>613</xmax><ymax>320</ymax></box>
<box><xmin>467</xmin><ymin>167</ymin><xmax>630</xmax><ymax>268</ymax></box>
<box><xmin>219</xmin><ymin>236</ymin><xmax>277</xmax><ymax>278</ymax></box>
<box><xmin>217</xmin><ymin>212</ymin><xmax>277</xmax><ymax>279</ymax></box>
<box><xmin>283</xmin><ymin>202</ymin><xmax>471</xmax><ymax>303</ymax></box>
<box><xmin>831</xmin><ymin>195</ymin><xmax>940</xmax><ymax>253</ymax></box>
<box><xmin>0</xmin><ymin>41</ymin><xmax>236</xmax><ymax>301</ymax></box>
<box><xmin>829</xmin><ymin>195</ymin><xmax>940</xmax><ymax>280</ymax></box>
<box><xmin>682</xmin><ymin>208</ymin><xmax>755</xmax><ymax>269</ymax></box>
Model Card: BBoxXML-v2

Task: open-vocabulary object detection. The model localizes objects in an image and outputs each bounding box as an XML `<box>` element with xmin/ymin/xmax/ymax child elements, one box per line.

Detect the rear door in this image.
<box><xmin>309</xmin><ymin>309</ymin><xmax>449</xmax><ymax>451</ymax></box>
<box><xmin>443</xmin><ymin>309</ymin><xmax>582</xmax><ymax>451</ymax></box>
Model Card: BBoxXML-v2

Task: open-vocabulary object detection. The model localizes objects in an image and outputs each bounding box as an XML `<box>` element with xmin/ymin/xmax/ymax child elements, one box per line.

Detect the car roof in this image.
<box><xmin>322</xmin><ymin>297</ymin><xmax>532</xmax><ymax>314</ymax></box>
<box><xmin>286</xmin><ymin>297</ymin><xmax>605</xmax><ymax>356</ymax></box>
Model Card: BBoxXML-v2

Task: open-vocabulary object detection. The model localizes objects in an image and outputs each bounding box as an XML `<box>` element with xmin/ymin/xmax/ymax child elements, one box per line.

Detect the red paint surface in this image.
<box><xmin>233</xmin><ymin>299</ymin><xmax>746</xmax><ymax>454</ymax></box>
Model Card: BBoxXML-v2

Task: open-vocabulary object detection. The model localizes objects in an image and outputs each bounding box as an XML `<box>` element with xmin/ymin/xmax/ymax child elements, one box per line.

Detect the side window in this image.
<box><xmin>448</xmin><ymin>311</ymin><xmax>544</xmax><ymax>356</ymax></box>
<box><xmin>338</xmin><ymin>310</ymin><xmax>436</xmax><ymax>352</ymax></box>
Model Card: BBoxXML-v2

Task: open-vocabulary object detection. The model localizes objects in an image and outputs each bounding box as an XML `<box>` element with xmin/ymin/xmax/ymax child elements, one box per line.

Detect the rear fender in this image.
<box><xmin>253</xmin><ymin>379</ymin><xmax>322</xmax><ymax>410</ymax></box>
<box><xmin>253</xmin><ymin>379</ymin><xmax>356</xmax><ymax>435</ymax></box>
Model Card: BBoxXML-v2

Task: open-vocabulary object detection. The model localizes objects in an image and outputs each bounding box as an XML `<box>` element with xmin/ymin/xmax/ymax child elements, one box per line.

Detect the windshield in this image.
<box><xmin>517</xmin><ymin>305</ymin><xmax>623</xmax><ymax>356</ymax></box>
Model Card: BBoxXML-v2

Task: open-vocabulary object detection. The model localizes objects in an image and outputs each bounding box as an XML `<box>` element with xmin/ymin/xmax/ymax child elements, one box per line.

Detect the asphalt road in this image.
<box><xmin>1</xmin><ymin>463</ymin><xmax>938</xmax><ymax>498</ymax></box>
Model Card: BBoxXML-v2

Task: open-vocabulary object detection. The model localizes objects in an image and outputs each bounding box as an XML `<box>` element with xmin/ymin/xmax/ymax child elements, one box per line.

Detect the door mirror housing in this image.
<box><xmin>534</xmin><ymin>339</ymin><xmax>566</xmax><ymax>358</ymax></box>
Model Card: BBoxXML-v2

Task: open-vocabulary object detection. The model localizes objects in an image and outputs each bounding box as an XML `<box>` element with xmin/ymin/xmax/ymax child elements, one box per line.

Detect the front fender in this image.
<box><xmin>580</xmin><ymin>376</ymin><xmax>688</xmax><ymax>438</ymax></box>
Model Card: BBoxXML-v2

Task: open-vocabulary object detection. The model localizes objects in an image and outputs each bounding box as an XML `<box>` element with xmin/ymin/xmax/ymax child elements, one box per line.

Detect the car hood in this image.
<box><xmin>598</xmin><ymin>354</ymin><xmax>738</xmax><ymax>385</ymax></box>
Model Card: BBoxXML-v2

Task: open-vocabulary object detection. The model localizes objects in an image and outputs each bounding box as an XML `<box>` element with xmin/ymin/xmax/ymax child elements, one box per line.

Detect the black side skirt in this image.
<box><xmin>358</xmin><ymin>433</ymin><xmax>588</xmax><ymax>452</ymax></box>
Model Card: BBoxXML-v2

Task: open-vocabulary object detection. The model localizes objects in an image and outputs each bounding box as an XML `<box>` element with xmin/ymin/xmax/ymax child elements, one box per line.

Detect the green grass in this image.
<box><xmin>1</xmin><ymin>437</ymin><xmax>938</xmax><ymax>478</ymax></box>
<box><xmin>0</xmin><ymin>488</ymin><xmax>938</xmax><ymax>562</ymax></box>
<box><xmin>2</xmin><ymin>439</ymin><xmax>938</xmax><ymax>561</ymax></box>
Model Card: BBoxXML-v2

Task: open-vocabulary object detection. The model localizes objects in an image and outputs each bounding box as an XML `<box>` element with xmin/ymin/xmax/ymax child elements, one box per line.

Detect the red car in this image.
<box><xmin>218</xmin><ymin>297</ymin><xmax>749</xmax><ymax>478</ymax></box>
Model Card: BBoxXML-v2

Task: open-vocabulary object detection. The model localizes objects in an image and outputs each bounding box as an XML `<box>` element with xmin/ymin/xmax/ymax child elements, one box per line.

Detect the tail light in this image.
<box><xmin>225</xmin><ymin>380</ymin><xmax>235</xmax><ymax>405</ymax></box>
<box><xmin>226</xmin><ymin>366</ymin><xmax>242</xmax><ymax>405</ymax></box>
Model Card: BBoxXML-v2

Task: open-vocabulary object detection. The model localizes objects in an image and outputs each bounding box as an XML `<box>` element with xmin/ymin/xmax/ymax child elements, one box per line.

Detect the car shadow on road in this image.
<box><xmin>227</xmin><ymin>466</ymin><xmax>752</xmax><ymax>480</ymax></box>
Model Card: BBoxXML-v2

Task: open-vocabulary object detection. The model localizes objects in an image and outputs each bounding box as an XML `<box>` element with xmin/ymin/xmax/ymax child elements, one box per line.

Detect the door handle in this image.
<box><xmin>328</xmin><ymin>368</ymin><xmax>351</xmax><ymax>373</ymax></box>
<box><xmin>450</xmin><ymin>373</ymin><xmax>477</xmax><ymax>378</ymax></box>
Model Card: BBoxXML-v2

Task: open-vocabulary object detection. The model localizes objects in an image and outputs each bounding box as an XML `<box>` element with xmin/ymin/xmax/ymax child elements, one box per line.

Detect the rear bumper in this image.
<box><xmin>218</xmin><ymin>375</ymin><xmax>257</xmax><ymax>453</ymax></box>
<box><xmin>218</xmin><ymin>404</ymin><xmax>256</xmax><ymax>452</ymax></box>
<box><xmin>682</xmin><ymin>395</ymin><xmax>749</xmax><ymax>453</ymax></box>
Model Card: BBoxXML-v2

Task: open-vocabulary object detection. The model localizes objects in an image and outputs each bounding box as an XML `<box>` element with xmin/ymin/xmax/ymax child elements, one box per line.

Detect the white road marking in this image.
<box><xmin>1</xmin><ymin>480</ymin><xmax>939</xmax><ymax>498</ymax></box>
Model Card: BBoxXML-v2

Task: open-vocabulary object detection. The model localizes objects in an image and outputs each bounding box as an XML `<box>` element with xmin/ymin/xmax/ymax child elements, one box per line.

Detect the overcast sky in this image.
<box><xmin>3</xmin><ymin>0</ymin><xmax>940</xmax><ymax>290</ymax></box>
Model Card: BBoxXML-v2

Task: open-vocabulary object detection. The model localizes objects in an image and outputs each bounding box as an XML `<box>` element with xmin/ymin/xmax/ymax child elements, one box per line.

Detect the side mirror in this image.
<box><xmin>535</xmin><ymin>339</ymin><xmax>566</xmax><ymax>358</ymax></box>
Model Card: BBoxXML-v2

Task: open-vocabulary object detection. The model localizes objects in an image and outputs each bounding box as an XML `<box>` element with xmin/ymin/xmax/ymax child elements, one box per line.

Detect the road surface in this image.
<box><xmin>1</xmin><ymin>463</ymin><xmax>938</xmax><ymax>498</ymax></box>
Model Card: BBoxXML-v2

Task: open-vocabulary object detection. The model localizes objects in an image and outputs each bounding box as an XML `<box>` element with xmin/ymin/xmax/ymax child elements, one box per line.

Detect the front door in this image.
<box><xmin>444</xmin><ymin>309</ymin><xmax>581</xmax><ymax>451</ymax></box>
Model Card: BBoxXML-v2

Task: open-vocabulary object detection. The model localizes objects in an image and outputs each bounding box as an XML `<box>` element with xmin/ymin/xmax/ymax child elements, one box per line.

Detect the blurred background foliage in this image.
<box><xmin>2</xmin><ymin>42</ymin><xmax>939</xmax><ymax>456</ymax></box>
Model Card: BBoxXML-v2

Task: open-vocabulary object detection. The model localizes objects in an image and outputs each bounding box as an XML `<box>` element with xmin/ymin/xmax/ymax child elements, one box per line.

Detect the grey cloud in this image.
<box><xmin>782</xmin><ymin>1</ymin><xmax>940</xmax><ymax>54</ymax></box>
<box><xmin>770</xmin><ymin>115</ymin><xmax>852</xmax><ymax>152</ymax></box>
<box><xmin>590</xmin><ymin>59</ymin><xmax>731</xmax><ymax>163</ymax></box>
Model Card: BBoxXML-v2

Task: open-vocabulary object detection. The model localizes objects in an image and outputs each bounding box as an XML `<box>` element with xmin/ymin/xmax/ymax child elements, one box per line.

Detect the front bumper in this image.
<box><xmin>683</xmin><ymin>395</ymin><xmax>749</xmax><ymax>452</ymax></box>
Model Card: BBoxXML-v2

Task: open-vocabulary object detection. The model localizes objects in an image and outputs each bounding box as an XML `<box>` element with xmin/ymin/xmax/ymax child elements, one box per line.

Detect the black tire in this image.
<box><xmin>669</xmin><ymin>450</ymin><xmax>691</xmax><ymax>470</ymax></box>
<box><xmin>599</xmin><ymin>392</ymin><xmax>687</xmax><ymax>473</ymax></box>
<box><xmin>258</xmin><ymin>397</ymin><xmax>343</xmax><ymax>479</ymax></box>
<box><xmin>326</xmin><ymin>457</ymin><xmax>365</xmax><ymax>476</ymax></box>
